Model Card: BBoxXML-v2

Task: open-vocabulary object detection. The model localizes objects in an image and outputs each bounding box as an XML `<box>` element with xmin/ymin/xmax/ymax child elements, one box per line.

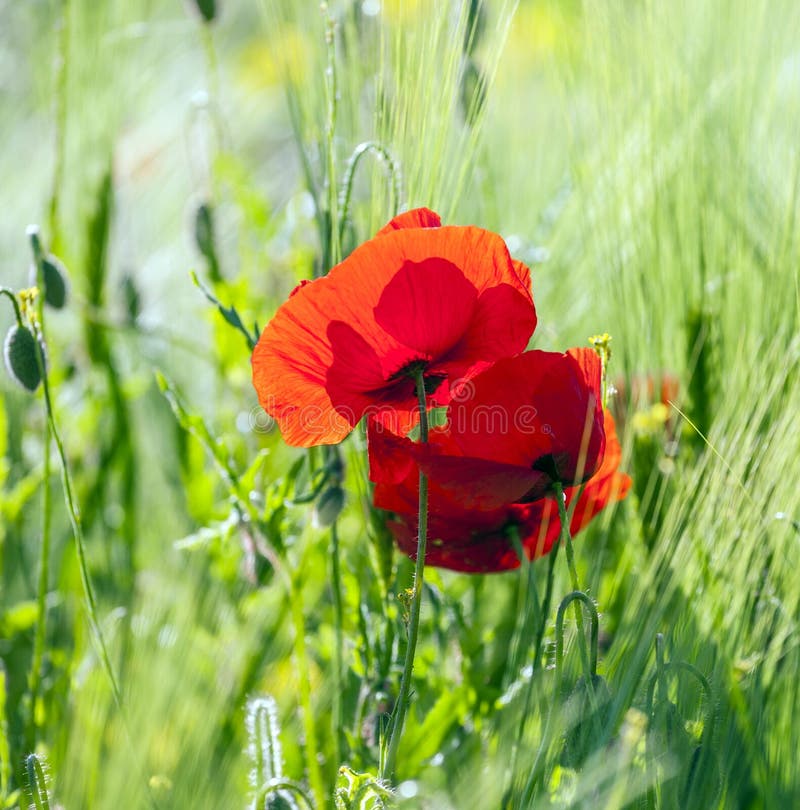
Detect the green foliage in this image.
<box><xmin>1</xmin><ymin>1</ymin><xmax>799</xmax><ymax>808</ymax></box>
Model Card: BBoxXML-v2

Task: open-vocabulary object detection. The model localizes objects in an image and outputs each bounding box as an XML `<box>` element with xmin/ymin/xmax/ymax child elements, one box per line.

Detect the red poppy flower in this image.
<box><xmin>251</xmin><ymin>208</ymin><xmax>537</xmax><ymax>447</ymax></box>
<box><xmin>373</xmin><ymin>411</ymin><xmax>630</xmax><ymax>573</ymax></box>
<box><xmin>368</xmin><ymin>347</ymin><xmax>605</xmax><ymax>511</ymax></box>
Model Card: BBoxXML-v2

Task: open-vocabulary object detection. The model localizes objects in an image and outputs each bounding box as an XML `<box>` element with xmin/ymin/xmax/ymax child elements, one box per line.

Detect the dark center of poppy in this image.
<box><xmin>531</xmin><ymin>453</ymin><xmax>561</xmax><ymax>481</ymax></box>
<box><xmin>389</xmin><ymin>360</ymin><xmax>445</xmax><ymax>396</ymax></box>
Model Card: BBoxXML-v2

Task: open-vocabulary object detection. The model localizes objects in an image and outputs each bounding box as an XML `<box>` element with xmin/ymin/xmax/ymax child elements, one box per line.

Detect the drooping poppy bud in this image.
<box><xmin>314</xmin><ymin>485</ymin><xmax>345</xmax><ymax>528</ymax></box>
<box><xmin>3</xmin><ymin>324</ymin><xmax>41</xmax><ymax>392</ymax></box>
<box><xmin>560</xmin><ymin>674</ymin><xmax>613</xmax><ymax>769</ymax></box>
<box><xmin>43</xmin><ymin>257</ymin><xmax>68</xmax><ymax>309</ymax></box>
<box><xmin>192</xmin><ymin>0</ymin><xmax>216</xmax><ymax>23</ymax></box>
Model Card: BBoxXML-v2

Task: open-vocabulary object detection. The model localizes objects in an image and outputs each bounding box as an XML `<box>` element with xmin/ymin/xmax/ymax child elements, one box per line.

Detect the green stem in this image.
<box><xmin>200</xmin><ymin>20</ymin><xmax>224</xmax><ymax>228</ymax></box>
<box><xmin>330</xmin><ymin>520</ymin><xmax>345</xmax><ymax>765</ymax></box>
<box><xmin>338</xmin><ymin>141</ymin><xmax>402</xmax><ymax>242</ymax></box>
<box><xmin>654</xmin><ymin>633</ymin><xmax>670</xmax><ymax>746</ymax></box>
<box><xmin>382</xmin><ymin>368</ymin><xmax>430</xmax><ymax>780</ymax></box>
<box><xmin>35</xmin><ymin>326</ymin><xmax>122</xmax><ymax>710</ymax></box>
<box><xmin>47</xmin><ymin>0</ymin><xmax>70</xmax><ymax>252</ymax></box>
<box><xmin>256</xmin><ymin>779</ymin><xmax>316</xmax><ymax>810</ymax></box>
<box><xmin>26</xmin><ymin>415</ymin><xmax>52</xmax><ymax>746</ymax></box>
<box><xmin>554</xmin><ymin>483</ymin><xmax>592</xmax><ymax>681</ymax></box>
<box><xmin>555</xmin><ymin>591</ymin><xmax>599</xmax><ymax>688</ymax></box>
<box><xmin>289</xmin><ymin>573</ymin><xmax>325</xmax><ymax>808</ymax></box>
<box><xmin>503</xmin><ymin>527</ymin><xmax>540</xmax><ymax>799</ymax></box>
<box><xmin>0</xmin><ymin>665</ymin><xmax>11</xmax><ymax>802</ymax></box>
<box><xmin>0</xmin><ymin>289</ymin><xmax>24</xmax><ymax>326</ymax></box>
<box><xmin>509</xmin><ymin>540</ymin><xmax>558</xmax><ymax>809</ymax></box>
<box><xmin>506</xmin><ymin>526</ymin><xmax>540</xmax><ymax>680</ymax></box>
<box><xmin>323</xmin><ymin>10</ymin><xmax>340</xmax><ymax>270</ymax></box>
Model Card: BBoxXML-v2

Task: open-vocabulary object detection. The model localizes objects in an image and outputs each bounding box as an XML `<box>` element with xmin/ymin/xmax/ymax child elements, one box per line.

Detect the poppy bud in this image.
<box><xmin>560</xmin><ymin>674</ymin><xmax>612</xmax><ymax>769</ymax></box>
<box><xmin>648</xmin><ymin>700</ymin><xmax>695</xmax><ymax>763</ymax></box>
<box><xmin>681</xmin><ymin>745</ymin><xmax>721</xmax><ymax>805</ymax></box>
<box><xmin>194</xmin><ymin>202</ymin><xmax>215</xmax><ymax>259</ymax></box>
<box><xmin>3</xmin><ymin>324</ymin><xmax>42</xmax><ymax>392</ymax></box>
<box><xmin>314</xmin><ymin>485</ymin><xmax>345</xmax><ymax>527</ymax></box>
<box><xmin>194</xmin><ymin>201</ymin><xmax>222</xmax><ymax>282</ymax></box>
<box><xmin>122</xmin><ymin>273</ymin><xmax>141</xmax><ymax>323</ymax></box>
<box><xmin>192</xmin><ymin>0</ymin><xmax>216</xmax><ymax>23</ymax></box>
<box><xmin>30</xmin><ymin>256</ymin><xmax>69</xmax><ymax>309</ymax></box>
<box><xmin>265</xmin><ymin>792</ymin><xmax>299</xmax><ymax>810</ymax></box>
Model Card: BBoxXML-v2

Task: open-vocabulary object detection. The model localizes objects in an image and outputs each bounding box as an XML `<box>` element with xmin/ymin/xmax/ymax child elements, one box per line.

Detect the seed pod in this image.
<box><xmin>194</xmin><ymin>201</ymin><xmax>222</xmax><ymax>282</ymax></box>
<box><xmin>122</xmin><ymin>273</ymin><xmax>141</xmax><ymax>323</ymax></box>
<box><xmin>194</xmin><ymin>202</ymin><xmax>215</xmax><ymax>259</ymax></box>
<box><xmin>560</xmin><ymin>674</ymin><xmax>612</xmax><ymax>769</ymax></box>
<box><xmin>3</xmin><ymin>324</ymin><xmax>42</xmax><ymax>392</ymax></box>
<box><xmin>29</xmin><ymin>255</ymin><xmax>69</xmax><ymax>309</ymax></box>
<box><xmin>265</xmin><ymin>791</ymin><xmax>299</xmax><ymax>810</ymax></box>
<box><xmin>43</xmin><ymin>257</ymin><xmax>68</xmax><ymax>309</ymax></box>
<box><xmin>648</xmin><ymin>700</ymin><xmax>695</xmax><ymax>765</ymax></box>
<box><xmin>681</xmin><ymin>745</ymin><xmax>721</xmax><ymax>806</ymax></box>
<box><xmin>193</xmin><ymin>0</ymin><xmax>216</xmax><ymax>23</ymax></box>
<box><xmin>314</xmin><ymin>485</ymin><xmax>345</xmax><ymax>527</ymax></box>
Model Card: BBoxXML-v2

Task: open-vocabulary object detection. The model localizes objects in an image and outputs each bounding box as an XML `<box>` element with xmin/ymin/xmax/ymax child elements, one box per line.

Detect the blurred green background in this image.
<box><xmin>1</xmin><ymin>1</ymin><xmax>799</xmax><ymax>807</ymax></box>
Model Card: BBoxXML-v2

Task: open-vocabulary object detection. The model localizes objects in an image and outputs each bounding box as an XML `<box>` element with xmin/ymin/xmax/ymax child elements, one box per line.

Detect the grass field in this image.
<box><xmin>1</xmin><ymin>1</ymin><xmax>799</xmax><ymax>807</ymax></box>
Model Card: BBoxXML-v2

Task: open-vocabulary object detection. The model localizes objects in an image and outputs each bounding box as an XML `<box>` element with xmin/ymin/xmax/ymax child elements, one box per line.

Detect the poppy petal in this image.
<box><xmin>435</xmin><ymin>282</ymin><xmax>537</xmax><ymax>384</ymax></box>
<box><xmin>375</xmin><ymin>207</ymin><xmax>442</xmax><ymax>236</ymax></box>
<box><xmin>373</xmin><ymin>256</ymin><xmax>479</xmax><ymax>367</ymax></box>
<box><xmin>416</xmin><ymin>452</ymin><xmax>548</xmax><ymax>511</ymax></box>
<box><xmin>567</xmin><ymin>410</ymin><xmax>631</xmax><ymax>532</ymax></box>
<box><xmin>444</xmin><ymin>351</ymin><xmax>573</xmax><ymax>467</ymax></box>
<box><xmin>252</xmin><ymin>220</ymin><xmax>536</xmax><ymax>446</ymax></box>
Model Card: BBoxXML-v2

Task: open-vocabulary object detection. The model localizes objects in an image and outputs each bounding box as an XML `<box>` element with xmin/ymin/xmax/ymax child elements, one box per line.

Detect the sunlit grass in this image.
<box><xmin>1</xmin><ymin>0</ymin><xmax>799</xmax><ymax>807</ymax></box>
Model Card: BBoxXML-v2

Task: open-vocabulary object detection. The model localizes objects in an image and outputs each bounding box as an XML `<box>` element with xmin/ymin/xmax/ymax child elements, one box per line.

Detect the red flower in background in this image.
<box><xmin>251</xmin><ymin>208</ymin><xmax>537</xmax><ymax>447</ymax></box>
<box><xmin>369</xmin><ymin>347</ymin><xmax>606</xmax><ymax>512</ymax></box>
<box><xmin>372</xmin><ymin>410</ymin><xmax>630</xmax><ymax>573</ymax></box>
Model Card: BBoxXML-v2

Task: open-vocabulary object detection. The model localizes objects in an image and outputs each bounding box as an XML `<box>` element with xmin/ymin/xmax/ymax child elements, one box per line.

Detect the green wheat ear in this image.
<box><xmin>25</xmin><ymin>753</ymin><xmax>51</xmax><ymax>810</ymax></box>
<box><xmin>247</xmin><ymin>695</ymin><xmax>283</xmax><ymax>788</ymax></box>
<box><xmin>247</xmin><ymin>695</ymin><xmax>310</xmax><ymax>810</ymax></box>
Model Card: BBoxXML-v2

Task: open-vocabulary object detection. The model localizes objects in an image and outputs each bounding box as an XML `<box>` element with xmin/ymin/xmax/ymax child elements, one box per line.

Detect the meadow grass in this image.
<box><xmin>1</xmin><ymin>1</ymin><xmax>799</xmax><ymax>807</ymax></box>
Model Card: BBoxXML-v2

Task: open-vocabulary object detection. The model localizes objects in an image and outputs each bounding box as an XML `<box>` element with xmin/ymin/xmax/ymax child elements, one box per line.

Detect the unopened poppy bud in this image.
<box><xmin>3</xmin><ymin>324</ymin><xmax>42</xmax><ymax>392</ymax></box>
<box><xmin>194</xmin><ymin>202</ymin><xmax>215</xmax><ymax>259</ymax></box>
<box><xmin>648</xmin><ymin>700</ymin><xmax>695</xmax><ymax>761</ymax></box>
<box><xmin>194</xmin><ymin>201</ymin><xmax>222</xmax><ymax>282</ymax></box>
<box><xmin>681</xmin><ymin>745</ymin><xmax>721</xmax><ymax>805</ymax></box>
<box><xmin>30</xmin><ymin>256</ymin><xmax>69</xmax><ymax>309</ymax></box>
<box><xmin>122</xmin><ymin>273</ymin><xmax>141</xmax><ymax>323</ymax></box>
<box><xmin>560</xmin><ymin>674</ymin><xmax>612</xmax><ymax>769</ymax></box>
<box><xmin>265</xmin><ymin>792</ymin><xmax>299</xmax><ymax>810</ymax></box>
<box><xmin>192</xmin><ymin>0</ymin><xmax>216</xmax><ymax>23</ymax></box>
<box><xmin>314</xmin><ymin>485</ymin><xmax>345</xmax><ymax>527</ymax></box>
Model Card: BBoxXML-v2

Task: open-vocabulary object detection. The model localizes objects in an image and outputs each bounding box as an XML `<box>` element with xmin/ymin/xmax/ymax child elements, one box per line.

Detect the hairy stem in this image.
<box><xmin>26</xmin><ymin>416</ymin><xmax>51</xmax><ymax>747</ymax></box>
<box><xmin>330</xmin><ymin>519</ymin><xmax>345</xmax><ymax>764</ymax></box>
<box><xmin>382</xmin><ymin>367</ymin><xmax>429</xmax><ymax>779</ymax></box>
<box><xmin>554</xmin><ymin>483</ymin><xmax>592</xmax><ymax>680</ymax></box>
<box><xmin>289</xmin><ymin>574</ymin><xmax>325</xmax><ymax>807</ymax></box>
